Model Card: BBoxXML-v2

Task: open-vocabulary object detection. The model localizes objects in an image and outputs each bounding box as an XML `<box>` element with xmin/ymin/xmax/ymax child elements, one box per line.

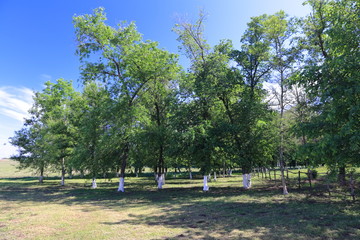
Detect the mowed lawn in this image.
<box><xmin>1</xmin><ymin>159</ymin><xmax>359</xmax><ymax>240</ymax></box>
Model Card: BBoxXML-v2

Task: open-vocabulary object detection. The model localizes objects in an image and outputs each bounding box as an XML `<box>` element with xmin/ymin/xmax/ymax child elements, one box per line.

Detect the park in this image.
<box><xmin>1</xmin><ymin>159</ymin><xmax>359</xmax><ymax>239</ymax></box>
<box><xmin>1</xmin><ymin>0</ymin><xmax>359</xmax><ymax>239</ymax></box>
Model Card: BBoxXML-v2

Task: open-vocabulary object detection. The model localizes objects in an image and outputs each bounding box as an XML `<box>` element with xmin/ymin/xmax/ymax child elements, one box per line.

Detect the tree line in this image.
<box><xmin>10</xmin><ymin>0</ymin><xmax>359</xmax><ymax>194</ymax></box>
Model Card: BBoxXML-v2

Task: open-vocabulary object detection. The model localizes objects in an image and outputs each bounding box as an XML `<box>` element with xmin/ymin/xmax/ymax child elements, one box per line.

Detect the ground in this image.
<box><xmin>0</xmin><ymin>159</ymin><xmax>359</xmax><ymax>240</ymax></box>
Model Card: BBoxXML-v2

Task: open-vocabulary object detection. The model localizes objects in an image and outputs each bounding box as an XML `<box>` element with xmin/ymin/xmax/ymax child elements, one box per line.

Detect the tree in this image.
<box><xmin>173</xmin><ymin>12</ymin><xmax>222</xmax><ymax>191</ymax></box>
<box><xmin>71</xmin><ymin>82</ymin><xmax>111</xmax><ymax>188</ymax></box>
<box><xmin>11</xmin><ymin>79</ymin><xmax>79</xmax><ymax>185</ymax></box>
<box><xmin>262</xmin><ymin>11</ymin><xmax>300</xmax><ymax>194</ymax></box>
<box><xmin>10</xmin><ymin>117</ymin><xmax>48</xmax><ymax>183</ymax></box>
<box><xmin>73</xmin><ymin>8</ymin><xmax>179</xmax><ymax>191</ymax></box>
<box><xmin>36</xmin><ymin>79</ymin><xmax>79</xmax><ymax>185</ymax></box>
<box><xmin>230</xmin><ymin>14</ymin><xmax>274</xmax><ymax>189</ymax></box>
<box><xmin>298</xmin><ymin>0</ymin><xmax>360</xmax><ymax>182</ymax></box>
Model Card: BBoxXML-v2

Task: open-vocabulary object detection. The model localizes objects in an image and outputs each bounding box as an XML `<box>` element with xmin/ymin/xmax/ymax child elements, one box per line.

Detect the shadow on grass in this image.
<box><xmin>1</xmin><ymin>177</ymin><xmax>359</xmax><ymax>239</ymax></box>
<box><xmin>99</xmin><ymin>197</ymin><xmax>360</xmax><ymax>240</ymax></box>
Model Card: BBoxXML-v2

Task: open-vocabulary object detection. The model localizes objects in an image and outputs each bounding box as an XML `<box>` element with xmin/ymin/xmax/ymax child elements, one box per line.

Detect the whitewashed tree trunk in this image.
<box><xmin>189</xmin><ymin>171</ymin><xmax>193</xmax><ymax>179</ymax></box>
<box><xmin>203</xmin><ymin>175</ymin><xmax>209</xmax><ymax>191</ymax></box>
<box><xmin>92</xmin><ymin>178</ymin><xmax>97</xmax><ymax>189</ymax></box>
<box><xmin>61</xmin><ymin>176</ymin><xmax>65</xmax><ymax>186</ymax></box>
<box><xmin>157</xmin><ymin>175</ymin><xmax>164</xmax><ymax>189</ymax></box>
<box><xmin>214</xmin><ymin>172</ymin><xmax>217</xmax><ymax>181</ymax></box>
<box><xmin>61</xmin><ymin>157</ymin><xmax>65</xmax><ymax>186</ymax></box>
<box><xmin>230</xmin><ymin>169</ymin><xmax>233</xmax><ymax>175</ymax></box>
<box><xmin>39</xmin><ymin>176</ymin><xmax>44</xmax><ymax>183</ymax></box>
<box><xmin>161</xmin><ymin>173</ymin><xmax>165</xmax><ymax>185</ymax></box>
<box><xmin>208</xmin><ymin>173</ymin><xmax>211</xmax><ymax>182</ymax></box>
<box><xmin>243</xmin><ymin>174</ymin><xmax>249</xmax><ymax>189</ymax></box>
<box><xmin>117</xmin><ymin>177</ymin><xmax>125</xmax><ymax>192</ymax></box>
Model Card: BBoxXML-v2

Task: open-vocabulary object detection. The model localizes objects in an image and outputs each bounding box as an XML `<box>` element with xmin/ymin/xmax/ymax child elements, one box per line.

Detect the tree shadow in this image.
<box><xmin>1</xmin><ymin>177</ymin><xmax>359</xmax><ymax>239</ymax></box>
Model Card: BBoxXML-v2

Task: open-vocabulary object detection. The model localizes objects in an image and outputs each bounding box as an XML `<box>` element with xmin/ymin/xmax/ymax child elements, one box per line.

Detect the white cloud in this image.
<box><xmin>263</xmin><ymin>82</ymin><xmax>281</xmax><ymax>110</ymax></box>
<box><xmin>263</xmin><ymin>81</ymin><xmax>300</xmax><ymax>111</ymax></box>
<box><xmin>0</xmin><ymin>86</ymin><xmax>34</xmax><ymax>158</ymax></box>
<box><xmin>0</xmin><ymin>141</ymin><xmax>18</xmax><ymax>159</ymax></box>
<box><xmin>0</xmin><ymin>86</ymin><xmax>34</xmax><ymax>122</ymax></box>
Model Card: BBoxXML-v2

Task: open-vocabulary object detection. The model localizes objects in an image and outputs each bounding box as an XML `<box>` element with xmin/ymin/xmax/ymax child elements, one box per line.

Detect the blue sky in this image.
<box><xmin>0</xmin><ymin>0</ymin><xmax>310</xmax><ymax>158</ymax></box>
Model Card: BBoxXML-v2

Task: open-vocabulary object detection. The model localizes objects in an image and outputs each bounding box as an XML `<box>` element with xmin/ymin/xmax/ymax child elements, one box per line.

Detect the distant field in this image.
<box><xmin>0</xmin><ymin>159</ymin><xmax>36</xmax><ymax>178</ymax></box>
<box><xmin>1</xmin><ymin>159</ymin><xmax>359</xmax><ymax>240</ymax></box>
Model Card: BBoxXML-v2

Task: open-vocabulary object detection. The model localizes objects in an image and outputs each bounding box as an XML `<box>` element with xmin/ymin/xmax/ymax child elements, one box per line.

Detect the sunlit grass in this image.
<box><xmin>1</xmin><ymin>159</ymin><xmax>359</xmax><ymax>240</ymax></box>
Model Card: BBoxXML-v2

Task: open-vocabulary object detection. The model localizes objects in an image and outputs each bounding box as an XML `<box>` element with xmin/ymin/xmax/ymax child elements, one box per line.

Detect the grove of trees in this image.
<box><xmin>10</xmin><ymin>0</ymin><xmax>359</xmax><ymax>194</ymax></box>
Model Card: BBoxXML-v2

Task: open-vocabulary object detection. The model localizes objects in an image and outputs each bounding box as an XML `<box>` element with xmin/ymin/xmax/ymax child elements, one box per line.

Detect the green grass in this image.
<box><xmin>1</xmin><ymin>159</ymin><xmax>359</xmax><ymax>240</ymax></box>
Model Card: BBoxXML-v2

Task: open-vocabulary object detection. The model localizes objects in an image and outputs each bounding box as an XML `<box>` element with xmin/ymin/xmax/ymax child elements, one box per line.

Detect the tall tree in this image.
<box><xmin>10</xmin><ymin>114</ymin><xmax>48</xmax><ymax>183</ymax></box>
<box><xmin>71</xmin><ymin>82</ymin><xmax>111</xmax><ymax>188</ymax></box>
<box><xmin>11</xmin><ymin>79</ymin><xmax>79</xmax><ymax>185</ymax></box>
<box><xmin>230</xmin><ymin>14</ymin><xmax>273</xmax><ymax>189</ymax></box>
<box><xmin>262</xmin><ymin>11</ymin><xmax>300</xmax><ymax>194</ymax></box>
<box><xmin>36</xmin><ymin>79</ymin><xmax>79</xmax><ymax>186</ymax></box>
<box><xmin>298</xmin><ymin>0</ymin><xmax>360</xmax><ymax>181</ymax></box>
<box><xmin>173</xmin><ymin>12</ymin><xmax>221</xmax><ymax>191</ymax></box>
<box><xmin>73</xmin><ymin>8</ymin><xmax>179</xmax><ymax>192</ymax></box>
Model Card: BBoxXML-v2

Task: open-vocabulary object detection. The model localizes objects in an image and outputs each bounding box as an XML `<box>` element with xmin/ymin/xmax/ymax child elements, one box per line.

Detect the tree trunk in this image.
<box><xmin>39</xmin><ymin>167</ymin><xmax>44</xmax><ymax>183</ymax></box>
<box><xmin>61</xmin><ymin>158</ymin><xmax>65</xmax><ymax>186</ymax></box>
<box><xmin>157</xmin><ymin>174</ymin><xmax>164</xmax><ymax>189</ymax></box>
<box><xmin>189</xmin><ymin>168</ymin><xmax>193</xmax><ymax>179</ymax></box>
<box><xmin>92</xmin><ymin>178</ymin><xmax>97</xmax><ymax>189</ymax></box>
<box><xmin>280</xmin><ymin>165</ymin><xmax>288</xmax><ymax>195</ymax></box>
<box><xmin>118</xmin><ymin>143</ymin><xmax>129</xmax><ymax>192</ymax></box>
<box><xmin>242</xmin><ymin>173</ymin><xmax>252</xmax><ymax>189</ymax></box>
<box><xmin>214</xmin><ymin>171</ymin><xmax>217</xmax><ymax>181</ymax></box>
<box><xmin>338</xmin><ymin>166</ymin><xmax>346</xmax><ymax>185</ymax></box>
<box><xmin>203</xmin><ymin>175</ymin><xmax>209</xmax><ymax>191</ymax></box>
<box><xmin>350</xmin><ymin>173</ymin><xmax>355</xmax><ymax>201</ymax></box>
<box><xmin>118</xmin><ymin>177</ymin><xmax>125</xmax><ymax>192</ymax></box>
<box><xmin>223</xmin><ymin>161</ymin><xmax>226</xmax><ymax>177</ymax></box>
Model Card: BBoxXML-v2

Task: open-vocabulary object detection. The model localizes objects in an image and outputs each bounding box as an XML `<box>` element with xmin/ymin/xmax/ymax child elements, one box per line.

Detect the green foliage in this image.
<box><xmin>10</xmin><ymin>3</ymin><xmax>359</xmax><ymax>187</ymax></box>
<box><xmin>295</xmin><ymin>0</ymin><xmax>360</xmax><ymax>172</ymax></box>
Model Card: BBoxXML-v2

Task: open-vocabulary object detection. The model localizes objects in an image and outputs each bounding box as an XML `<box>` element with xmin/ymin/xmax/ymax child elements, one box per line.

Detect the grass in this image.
<box><xmin>1</xmin><ymin>159</ymin><xmax>359</xmax><ymax>240</ymax></box>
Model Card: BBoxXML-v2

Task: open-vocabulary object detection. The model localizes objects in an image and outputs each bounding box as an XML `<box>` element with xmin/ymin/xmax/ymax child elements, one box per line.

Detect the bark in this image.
<box><xmin>92</xmin><ymin>178</ymin><xmax>97</xmax><ymax>189</ymax></box>
<box><xmin>161</xmin><ymin>173</ymin><xmax>165</xmax><ymax>185</ymax></box>
<box><xmin>39</xmin><ymin>167</ymin><xmax>44</xmax><ymax>183</ymax></box>
<box><xmin>203</xmin><ymin>175</ymin><xmax>209</xmax><ymax>191</ymax></box>
<box><xmin>61</xmin><ymin>158</ymin><xmax>65</xmax><ymax>186</ymax></box>
<box><xmin>248</xmin><ymin>174</ymin><xmax>252</xmax><ymax>188</ymax></box>
<box><xmin>279</xmin><ymin>70</ymin><xmax>288</xmax><ymax>195</ymax></box>
<box><xmin>157</xmin><ymin>174</ymin><xmax>165</xmax><ymax>189</ymax></box>
<box><xmin>308</xmin><ymin>169</ymin><xmax>312</xmax><ymax>188</ymax></box>
<box><xmin>223</xmin><ymin>161</ymin><xmax>226</xmax><ymax>177</ymax></box>
<box><xmin>118</xmin><ymin>143</ymin><xmax>129</xmax><ymax>192</ymax></box>
<box><xmin>118</xmin><ymin>177</ymin><xmax>125</xmax><ymax>192</ymax></box>
<box><xmin>135</xmin><ymin>167</ymin><xmax>139</xmax><ymax>177</ymax></box>
<box><xmin>242</xmin><ymin>174</ymin><xmax>252</xmax><ymax>189</ymax></box>
<box><xmin>214</xmin><ymin>172</ymin><xmax>217</xmax><ymax>181</ymax></box>
<box><xmin>350</xmin><ymin>173</ymin><xmax>355</xmax><ymax>201</ymax></box>
<box><xmin>280</xmin><ymin>165</ymin><xmax>288</xmax><ymax>195</ymax></box>
<box><xmin>338</xmin><ymin>166</ymin><xmax>346</xmax><ymax>185</ymax></box>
